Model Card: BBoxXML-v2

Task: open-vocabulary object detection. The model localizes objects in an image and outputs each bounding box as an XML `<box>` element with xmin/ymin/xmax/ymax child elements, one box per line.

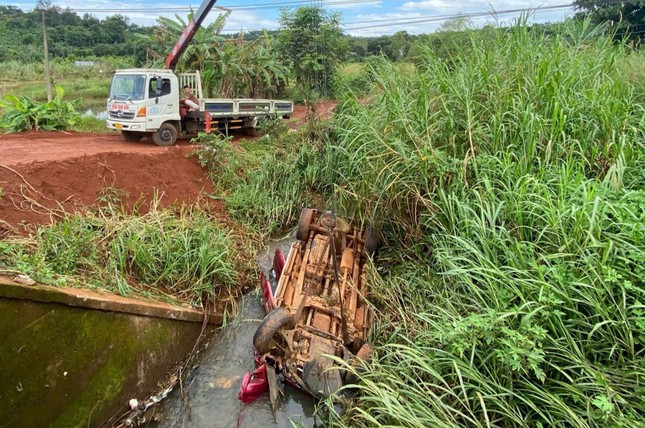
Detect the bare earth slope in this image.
<box><xmin>0</xmin><ymin>131</ymin><xmax>217</xmax><ymax>233</ymax></box>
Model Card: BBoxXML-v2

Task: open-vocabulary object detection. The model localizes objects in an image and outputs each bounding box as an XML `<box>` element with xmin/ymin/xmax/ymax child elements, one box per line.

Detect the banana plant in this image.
<box><xmin>0</xmin><ymin>86</ymin><xmax>81</xmax><ymax>133</ymax></box>
<box><xmin>139</xmin><ymin>13</ymin><xmax>289</xmax><ymax>98</ymax></box>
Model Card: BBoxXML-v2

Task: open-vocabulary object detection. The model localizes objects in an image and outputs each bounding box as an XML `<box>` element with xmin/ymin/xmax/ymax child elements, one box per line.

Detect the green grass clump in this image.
<box><xmin>0</xmin><ymin>203</ymin><xmax>241</xmax><ymax>304</ymax></box>
<box><xmin>71</xmin><ymin>115</ymin><xmax>113</xmax><ymax>133</ymax></box>
<box><xmin>193</xmin><ymin>129</ymin><xmax>327</xmax><ymax>238</ymax></box>
<box><xmin>319</xmin><ymin>20</ymin><xmax>644</xmax><ymax>428</ymax></box>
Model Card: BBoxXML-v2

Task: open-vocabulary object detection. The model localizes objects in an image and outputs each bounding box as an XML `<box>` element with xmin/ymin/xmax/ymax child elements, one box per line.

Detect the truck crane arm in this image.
<box><xmin>165</xmin><ymin>0</ymin><xmax>220</xmax><ymax>70</ymax></box>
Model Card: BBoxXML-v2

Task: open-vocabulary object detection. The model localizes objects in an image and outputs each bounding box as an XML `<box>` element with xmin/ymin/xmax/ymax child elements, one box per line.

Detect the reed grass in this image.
<box><xmin>320</xmin><ymin>20</ymin><xmax>644</xmax><ymax>427</ymax></box>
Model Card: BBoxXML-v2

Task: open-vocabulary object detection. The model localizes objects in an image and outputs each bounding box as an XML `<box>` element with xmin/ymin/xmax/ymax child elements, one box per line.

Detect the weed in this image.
<box><xmin>193</xmin><ymin>131</ymin><xmax>327</xmax><ymax>238</ymax></box>
<box><xmin>72</xmin><ymin>116</ymin><xmax>113</xmax><ymax>133</ymax></box>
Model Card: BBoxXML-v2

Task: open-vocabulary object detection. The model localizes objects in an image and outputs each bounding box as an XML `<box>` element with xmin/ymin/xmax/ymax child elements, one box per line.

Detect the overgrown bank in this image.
<box><xmin>199</xmin><ymin>22</ymin><xmax>644</xmax><ymax>427</ymax></box>
<box><xmin>0</xmin><ymin>202</ymin><xmax>256</xmax><ymax>309</ymax></box>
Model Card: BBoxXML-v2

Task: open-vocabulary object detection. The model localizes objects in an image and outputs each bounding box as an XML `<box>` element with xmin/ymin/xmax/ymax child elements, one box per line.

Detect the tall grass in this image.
<box><xmin>318</xmin><ymin>20</ymin><xmax>644</xmax><ymax>427</ymax></box>
<box><xmin>193</xmin><ymin>129</ymin><xmax>328</xmax><ymax>238</ymax></box>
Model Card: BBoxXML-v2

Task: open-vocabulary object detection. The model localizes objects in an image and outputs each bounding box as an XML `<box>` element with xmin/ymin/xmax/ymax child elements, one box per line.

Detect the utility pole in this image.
<box><xmin>40</xmin><ymin>9</ymin><xmax>53</xmax><ymax>102</ymax></box>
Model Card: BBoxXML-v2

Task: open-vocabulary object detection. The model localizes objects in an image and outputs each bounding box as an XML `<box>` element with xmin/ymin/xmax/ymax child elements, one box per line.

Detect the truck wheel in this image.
<box><xmin>296</xmin><ymin>208</ymin><xmax>315</xmax><ymax>241</ymax></box>
<box><xmin>245</xmin><ymin>127</ymin><xmax>264</xmax><ymax>137</ymax></box>
<box><xmin>152</xmin><ymin>123</ymin><xmax>177</xmax><ymax>146</ymax></box>
<box><xmin>345</xmin><ymin>343</ymin><xmax>374</xmax><ymax>385</ymax></box>
<box><xmin>253</xmin><ymin>307</ymin><xmax>292</xmax><ymax>354</ymax></box>
<box><xmin>121</xmin><ymin>131</ymin><xmax>143</xmax><ymax>142</ymax></box>
<box><xmin>364</xmin><ymin>226</ymin><xmax>380</xmax><ymax>256</ymax></box>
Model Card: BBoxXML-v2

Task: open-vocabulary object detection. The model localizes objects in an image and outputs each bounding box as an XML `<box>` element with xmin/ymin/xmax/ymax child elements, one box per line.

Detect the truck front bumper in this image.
<box><xmin>107</xmin><ymin>120</ymin><xmax>147</xmax><ymax>131</ymax></box>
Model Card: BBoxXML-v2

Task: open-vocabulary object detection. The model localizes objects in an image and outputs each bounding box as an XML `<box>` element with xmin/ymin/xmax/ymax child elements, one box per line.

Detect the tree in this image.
<box><xmin>574</xmin><ymin>1</ymin><xmax>644</xmax><ymax>41</ymax></box>
<box><xmin>390</xmin><ymin>31</ymin><xmax>410</xmax><ymax>61</ymax></box>
<box><xmin>278</xmin><ymin>6</ymin><xmax>347</xmax><ymax>100</ymax></box>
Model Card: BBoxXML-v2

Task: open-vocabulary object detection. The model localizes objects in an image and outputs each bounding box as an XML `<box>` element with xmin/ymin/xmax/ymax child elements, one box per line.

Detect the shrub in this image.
<box><xmin>0</xmin><ymin>203</ymin><xmax>242</xmax><ymax>305</ymax></box>
<box><xmin>0</xmin><ymin>86</ymin><xmax>80</xmax><ymax>132</ymax></box>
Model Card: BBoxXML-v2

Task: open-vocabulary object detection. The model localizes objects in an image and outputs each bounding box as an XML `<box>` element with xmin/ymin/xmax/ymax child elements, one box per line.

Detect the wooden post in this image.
<box><xmin>41</xmin><ymin>10</ymin><xmax>52</xmax><ymax>102</ymax></box>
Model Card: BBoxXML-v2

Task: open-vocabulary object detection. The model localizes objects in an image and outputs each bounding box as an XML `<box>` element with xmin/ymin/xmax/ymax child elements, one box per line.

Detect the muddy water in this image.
<box><xmin>153</xmin><ymin>232</ymin><xmax>318</xmax><ymax>428</ymax></box>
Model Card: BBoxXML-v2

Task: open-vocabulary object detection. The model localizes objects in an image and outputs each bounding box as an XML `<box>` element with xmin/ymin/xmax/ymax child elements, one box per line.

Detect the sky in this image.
<box><xmin>2</xmin><ymin>0</ymin><xmax>576</xmax><ymax>36</ymax></box>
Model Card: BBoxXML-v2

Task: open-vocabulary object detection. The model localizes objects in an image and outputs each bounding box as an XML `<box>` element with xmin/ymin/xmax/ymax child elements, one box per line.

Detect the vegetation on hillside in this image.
<box><xmin>0</xmin><ymin>5</ymin><xmax>153</xmax><ymax>62</ymax></box>
<box><xmin>322</xmin><ymin>20</ymin><xmax>644</xmax><ymax>428</ymax></box>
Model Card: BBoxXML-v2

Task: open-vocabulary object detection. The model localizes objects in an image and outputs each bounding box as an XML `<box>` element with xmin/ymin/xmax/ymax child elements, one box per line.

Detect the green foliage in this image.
<box><xmin>193</xmin><ymin>129</ymin><xmax>327</xmax><ymax>237</ymax></box>
<box><xmin>574</xmin><ymin>1</ymin><xmax>645</xmax><ymax>41</ymax></box>
<box><xmin>278</xmin><ymin>6</ymin><xmax>347</xmax><ymax>99</ymax></box>
<box><xmin>0</xmin><ymin>6</ymin><xmax>153</xmax><ymax>63</ymax></box>
<box><xmin>316</xmin><ymin>20</ymin><xmax>645</xmax><ymax>427</ymax></box>
<box><xmin>0</xmin><ymin>86</ymin><xmax>80</xmax><ymax>132</ymax></box>
<box><xmin>143</xmin><ymin>12</ymin><xmax>288</xmax><ymax>98</ymax></box>
<box><xmin>0</xmin><ymin>203</ymin><xmax>241</xmax><ymax>304</ymax></box>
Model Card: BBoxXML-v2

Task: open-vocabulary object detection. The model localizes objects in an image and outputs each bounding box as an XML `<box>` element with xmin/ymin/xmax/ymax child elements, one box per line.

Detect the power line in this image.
<box><xmin>5</xmin><ymin>0</ymin><xmax>632</xmax><ymax>36</ymax></box>
<box><xmin>23</xmin><ymin>0</ymin><xmax>383</xmax><ymax>13</ymax></box>
<box><xmin>344</xmin><ymin>3</ymin><xmax>577</xmax><ymax>31</ymax></box>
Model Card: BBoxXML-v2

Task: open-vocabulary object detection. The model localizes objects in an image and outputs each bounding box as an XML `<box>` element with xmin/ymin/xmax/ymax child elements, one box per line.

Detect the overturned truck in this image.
<box><xmin>240</xmin><ymin>208</ymin><xmax>379</xmax><ymax>403</ymax></box>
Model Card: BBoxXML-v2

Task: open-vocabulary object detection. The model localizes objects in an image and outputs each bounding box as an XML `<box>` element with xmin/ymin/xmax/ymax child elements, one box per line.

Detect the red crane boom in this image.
<box><xmin>165</xmin><ymin>0</ymin><xmax>220</xmax><ymax>70</ymax></box>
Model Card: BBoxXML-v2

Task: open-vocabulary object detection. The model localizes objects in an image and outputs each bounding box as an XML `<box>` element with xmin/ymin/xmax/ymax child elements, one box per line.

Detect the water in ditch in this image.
<box><xmin>152</xmin><ymin>231</ymin><xmax>319</xmax><ymax>428</ymax></box>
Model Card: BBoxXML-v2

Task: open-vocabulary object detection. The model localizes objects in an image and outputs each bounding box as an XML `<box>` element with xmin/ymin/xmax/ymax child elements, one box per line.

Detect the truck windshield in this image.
<box><xmin>109</xmin><ymin>75</ymin><xmax>146</xmax><ymax>101</ymax></box>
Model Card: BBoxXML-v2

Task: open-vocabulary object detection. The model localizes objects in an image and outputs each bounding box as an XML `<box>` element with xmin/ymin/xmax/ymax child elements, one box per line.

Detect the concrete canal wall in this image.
<box><xmin>0</xmin><ymin>277</ymin><xmax>222</xmax><ymax>427</ymax></box>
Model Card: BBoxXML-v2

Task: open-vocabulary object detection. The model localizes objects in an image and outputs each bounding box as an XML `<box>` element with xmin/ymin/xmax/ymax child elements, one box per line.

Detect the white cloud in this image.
<box><xmin>344</xmin><ymin>5</ymin><xmax>572</xmax><ymax>36</ymax></box>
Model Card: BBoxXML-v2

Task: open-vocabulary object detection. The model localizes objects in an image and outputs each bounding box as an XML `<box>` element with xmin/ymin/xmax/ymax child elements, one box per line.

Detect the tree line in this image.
<box><xmin>2</xmin><ymin>1</ymin><xmax>641</xmax><ymax>65</ymax></box>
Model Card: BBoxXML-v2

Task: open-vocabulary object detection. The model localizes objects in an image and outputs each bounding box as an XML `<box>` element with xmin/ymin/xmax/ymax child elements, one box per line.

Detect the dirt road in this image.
<box><xmin>0</xmin><ymin>101</ymin><xmax>338</xmax><ymax>235</ymax></box>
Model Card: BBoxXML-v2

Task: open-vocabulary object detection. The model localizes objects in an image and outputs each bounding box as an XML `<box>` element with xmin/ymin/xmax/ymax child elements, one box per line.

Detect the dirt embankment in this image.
<box><xmin>0</xmin><ymin>132</ymin><xmax>219</xmax><ymax>234</ymax></box>
<box><xmin>0</xmin><ymin>101</ymin><xmax>339</xmax><ymax>235</ymax></box>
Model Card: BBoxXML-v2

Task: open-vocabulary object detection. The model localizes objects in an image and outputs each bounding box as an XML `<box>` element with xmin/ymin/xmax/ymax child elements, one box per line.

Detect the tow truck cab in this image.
<box><xmin>107</xmin><ymin>69</ymin><xmax>294</xmax><ymax>146</ymax></box>
<box><xmin>107</xmin><ymin>69</ymin><xmax>181</xmax><ymax>145</ymax></box>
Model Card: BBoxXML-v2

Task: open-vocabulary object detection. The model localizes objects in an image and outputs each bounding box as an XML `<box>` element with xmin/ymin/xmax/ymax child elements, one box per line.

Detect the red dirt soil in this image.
<box><xmin>0</xmin><ymin>101</ymin><xmax>338</xmax><ymax>235</ymax></box>
<box><xmin>0</xmin><ymin>132</ymin><xmax>217</xmax><ymax>234</ymax></box>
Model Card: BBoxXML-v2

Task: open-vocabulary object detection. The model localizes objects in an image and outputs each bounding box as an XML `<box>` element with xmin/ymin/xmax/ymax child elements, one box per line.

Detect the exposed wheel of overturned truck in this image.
<box><xmin>296</xmin><ymin>208</ymin><xmax>315</xmax><ymax>241</ymax></box>
<box><xmin>121</xmin><ymin>130</ymin><xmax>145</xmax><ymax>142</ymax></box>
<box><xmin>364</xmin><ymin>226</ymin><xmax>380</xmax><ymax>256</ymax></box>
<box><xmin>344</xmin><ymin>343</ymin><xmax>374</xmax><ymax>385</ymax></box>
<box><xmin>152</xmin><ymin>122</ymin><xmax>178</xmax><ymax>146</ymax></box>
<box><xmin>253</xmin><ymin>307</ymin><xmax>293</xmax><ymax>354</ymax></box>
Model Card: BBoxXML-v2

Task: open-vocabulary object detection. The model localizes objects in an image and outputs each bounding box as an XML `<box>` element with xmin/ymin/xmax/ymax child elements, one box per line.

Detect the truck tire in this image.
<box><xmin>253</xmin><ymin>307</ymin><xmax>293</xmax><ymax>354</ymax></box>
<box><xmin>121</xmin><ymin>131</ymin><xmax>144</xmax><ymax>142</ymax></box>
<box><xmin>152</xmin><ymin>123</ymin><xmax>177</xmax><ymax>146</ymax></box>
<box><xmin>364</xmin><ymin>226</ymin><xmax>380</xmax><ymax>256</ymax></box>
<box><xmin>245</xmin><ymin>127</ymin><xmax>264</xmax><ymax>137</ymax></box>
<box><xmin>345</xmin><ymin>343</ymin><xmax>374</xmax><ymax>385</ymax></box>
<box><xmin>296</xmin><ymin>208</ymin><xmax>315</xmax><ymax>241</ymax></box>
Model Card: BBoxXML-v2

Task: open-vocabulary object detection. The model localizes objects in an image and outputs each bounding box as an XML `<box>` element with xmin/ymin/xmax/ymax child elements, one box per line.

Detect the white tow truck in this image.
<box><xmin>106</xmin><ymin>0</ymin><xmax>293</xmax><ymax>146</ymax></box>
